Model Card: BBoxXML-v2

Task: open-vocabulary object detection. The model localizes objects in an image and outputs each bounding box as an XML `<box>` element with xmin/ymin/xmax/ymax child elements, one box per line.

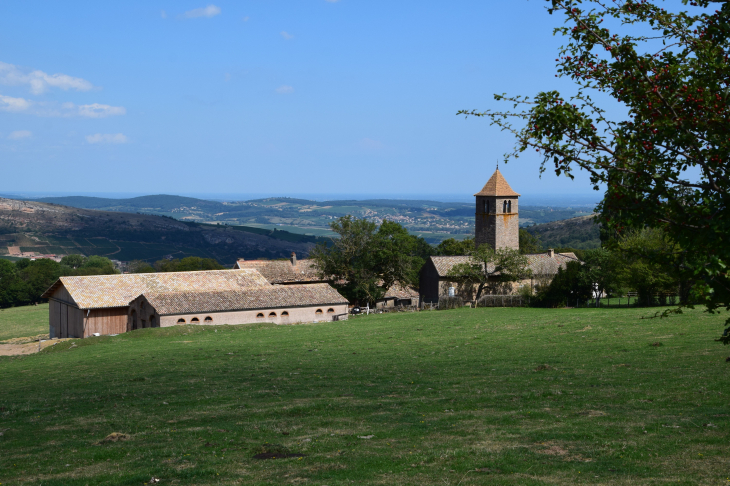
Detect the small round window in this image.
<box><xmin>269</xmin><ymin>312</ymin><xmax>277</xmax><ymax>317</ymax></box>
<box><xmin>281</xmin><ymin>311</ymin><xmax>289</xmax><ymax>316</ymax></box>
<box><xmin>191</xmin><ymin>317</ymin><xmax>200</xmax><ymax>323</ymax></box>
<box><xmin>177</xmin><ymin>318</ymin><xmax>186</xmax><ymax>324</ymax></box>
<box><xmin>256</xmin><ymin>313</ymin><xmax>264</xmax><ymax>318</ymax></box>
<box><xmin>327</xmin><ymin>308</ymin><xmax>335</xmax><ymax>314</ymax></box>
<box><xmin>315</xmin><ymin>309</ymin><xmax>323</xmax><ymax>315</ymax></box>
<box><xmin>204</xmin><ymin>316</ymin><xmax>212</xmax><ymax>323</ymax></box>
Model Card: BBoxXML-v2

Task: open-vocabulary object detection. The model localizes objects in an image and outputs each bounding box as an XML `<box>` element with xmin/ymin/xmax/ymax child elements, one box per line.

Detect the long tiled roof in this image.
<box><xmin>42</xmin><ymin>269</ymin><xmax>271</xmax><ymax>310</ymax></box>
<box><xmin>234</xmin><ymin>259</ymin><xmax>324</xmax><ymax>284</ymax></box>
<box><xmin>429</xmin><ymin>252</ymin><xmax>580</xmax><ymax>278</ymax></box>
<box><xmin>474</xmin><ymin>169</ymin><xmax>520</xmax><ymax>197</ymax></box>
<box><xmin>383</xmin><ymin>283</ymin><xmax>420</xmax><ymax>299</ymax></box>
<box><xmin>140</xmin><ymin>283</ymin><xmax>349</xmax><ymax>315</ymax></box>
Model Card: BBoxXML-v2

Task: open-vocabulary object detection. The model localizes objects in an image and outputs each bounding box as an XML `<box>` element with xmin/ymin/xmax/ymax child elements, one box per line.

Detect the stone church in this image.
<box><xmin>419</xmin><ymin>169</ymin><xmax>579</xmax><ymax>303</ymax></box>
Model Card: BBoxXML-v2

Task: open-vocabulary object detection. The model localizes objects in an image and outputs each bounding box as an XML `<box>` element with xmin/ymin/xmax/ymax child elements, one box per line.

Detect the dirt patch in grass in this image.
<box><xmin>0</xmin><ymin>339</ymin><xmax>65</xmax><ymax>356</ymax></box>
<box><xmin>537</xmin><ymin>442</ymin><xmax>593</xmax><ymax>462</ymax></box>
<box><xmin>95</xmin><ymin>432</ymin><xmax>130</xmax><ymax>444</ymax></box>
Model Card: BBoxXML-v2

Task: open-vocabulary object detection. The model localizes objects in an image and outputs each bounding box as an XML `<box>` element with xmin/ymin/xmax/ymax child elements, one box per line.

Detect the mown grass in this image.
<box><xmin>0</xmin><ymin>306</ymin><xmax>729</xmax><ymax>485</ymax></box>
<box><xmin>0</xmin><ymin>303</ymin><xmax>48</xmax><ymax>341</ymax></box>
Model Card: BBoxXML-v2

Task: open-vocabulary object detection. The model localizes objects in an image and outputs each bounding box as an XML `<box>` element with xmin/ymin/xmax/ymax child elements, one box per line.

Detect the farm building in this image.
<box><xmin>129</xmin><ymin>284</ymin><xmax>348</xmax><ymax>328</ymax></box>
<box><xmin>41</xmin><ymin>269</ymin><xmax>348</xmax><ymax>338</ymax></box>
<box><xmin>233</xmin><ymin>253</ymin><xmax>325</xmax><ymax>284</ymax></box>
<box><xmin>419</xmin><ymin>250</ymin><xmax>580</xmax><ymax>303</ymax></box>
<box><xmin>235</xmin><ymin>253</ymin><xmax>420</xmax><ymax>307</ymax></box>
<box><xmin>419</xmin><ymin>168</ymin><xmax>582</xmax><ymax>303</ymax></box>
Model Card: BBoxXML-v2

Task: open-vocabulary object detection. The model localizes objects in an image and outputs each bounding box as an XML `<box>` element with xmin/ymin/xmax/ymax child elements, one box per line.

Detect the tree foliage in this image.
<box><xmin>153</xmin><ymin>257</ymin><xmax>224</xmax><ymax>272</ymax></box>
<box><xmin>582</xmin><ymin>248</ymin><xmax>622</xmax><ymax>305</ymax></box>
<box><xmin>461</xmin><ymin>0</ymin><xmax>730</xmax><ymax>340</ymax></box>
<box><xmin>434</xmin><ymin>237</ymin><xmax>475</xmax><ymax>256</ymax></box>
<box><xmin>519</xmin><ymin>229</ymin><xmax>542</xmax><ymax>254</ymax></box>
<box><xmin>535</xmin><ymin>260</ymin><xmax>593</xmax><ymax>307</ymax></box>
<box><xmin>0</xmin><ymin>255</ymin><xmax>119</xmax><ymax>308</ymax></box>
<box><xmin>447</xmin><ymin>245</ymin><xmax>532</xmax><ymax>300</ymax></box>
<box><xmin>309</xmin><ymin>216</ymin><xmax>429</xmax><ymax>305</ymax></box>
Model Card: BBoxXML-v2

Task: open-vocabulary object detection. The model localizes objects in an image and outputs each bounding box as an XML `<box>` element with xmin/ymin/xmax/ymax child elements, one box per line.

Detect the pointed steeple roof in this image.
<box><xmin>474</xmin><ymin>169</ymin><xmax>520</xmax><ymax>197</ymax></box>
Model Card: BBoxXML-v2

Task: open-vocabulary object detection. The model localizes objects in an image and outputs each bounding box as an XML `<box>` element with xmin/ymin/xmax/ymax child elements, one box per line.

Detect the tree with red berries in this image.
<box><xmin>461</xmin><ymin>0</ymin><xmax>730</xmax><ymax>342</ymax></box>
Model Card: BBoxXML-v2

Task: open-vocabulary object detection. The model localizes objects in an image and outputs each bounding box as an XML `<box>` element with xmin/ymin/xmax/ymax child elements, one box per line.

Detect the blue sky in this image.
<box><xmin>0</xmin><ymin>1</ymin><xmax>605</xmax><ymax>202</ymax></box>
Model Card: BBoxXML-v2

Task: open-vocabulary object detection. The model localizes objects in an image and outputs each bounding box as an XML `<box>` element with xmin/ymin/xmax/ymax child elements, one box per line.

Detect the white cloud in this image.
<box><xmin>76</xmin><ymin>103</ymin><xmax>126</xmax><ymax>118</ymax></box>
<box><xmin>161</xmin><ymin>10</ymin><xmax>167</xmax><ymax>18</ymax></box>
<box><xmin>0</xmin><ymin>61</ymin><xmax>94</xmax><ymax>95</ymax></box>
<box><xmin>183</xmin><ymin>5</ymin><xmax>221</xmax><ymax>18</ymax></box>
<box><xmin>86</xmin><ymin>133</ymin><xmax>128</xmax><ymax>144</ymax></box>
<box><xmin>280</xmin><ymin>31</ymin><xmax>294</xmax><ymax>40</ymax></box>
<box><xmin>8</xmin><ymin>130</ymin><xmax>31</xmax><ymax>140</ymax></box>
<box><xmin>0</xmin><ymin>96</ymin><xmax>125</xmax><ymax>118</ymax></box>
<box><xmin>275</xmin><ymin>85</ymin><xmax>294</xmax><ymax>94</ymax></box>
<box><xmin>0</xmin><ymin>94</ymin><xmax>32</xmax><ymax>112</ymax></box>
<box><xmin>242</xmin><ymin>16</ymin><xmax>249</xmax><ymax>22</ymax></box>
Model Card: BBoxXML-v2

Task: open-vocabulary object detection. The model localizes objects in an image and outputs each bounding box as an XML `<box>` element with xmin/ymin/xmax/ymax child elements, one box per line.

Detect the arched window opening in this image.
<box><xmin>281</xmin><ymin>311</ymin><xmax>289</xmax><ymax>317</ymax></box>
<box><xmin>269</xmin><ymin>312</ymin><xmax>277</xmax><ymax>317</ymax></box>
<box><xmin>177</xmin><ymin>318</ymin><xmax>186</xmax><ymax>324</ymax></box>
<box><xmin>256</xmin><ymin>313</ymin><xmax>264</xmax><ymax>318</ymax></box>
<box><xmin>503</xmin><ymin>201</ymin><xmax>508</xmax><ymax>213</ymax></box>
<box><xmin>191</xmin><ymin>317</ymin><xmax>200</xmax><ymax>323</ymax></box>
<box><xmin>507</xmin><ymin>200</ymin><xmax>512</xmax><ymax>213</ymax></box>
<box><xmin>315</xmin><ymin>309</ymin><xmax>323</xmax><ymax>315</ymax></box>
<box><xmin>327</xmin><ymin>308</ymin><xmax>335</xmax><ymax>314</ymax></box>
<box><xmin>204</xmin><ymin>316</ymin><xmax>212</xmax><ymax>323</ymax></box>
<box><xmin>483</xmin><ymin>200</ymin><xmax>488</xmax><ymax>213</ymax></box>
<box><xmin>150</xmin><ymin>316</ymin><xmax>157</xmax><ymax>328</ymax></box>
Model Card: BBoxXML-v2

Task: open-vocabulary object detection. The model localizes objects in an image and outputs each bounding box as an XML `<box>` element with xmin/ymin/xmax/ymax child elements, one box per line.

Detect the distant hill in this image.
<box><xmin>0</xmin><ymin>198</ymin><xmax>325</xmax><ymax>264</ymax></box>
<box><xmin>37</xmin><ymin>194</ymin><xmax>228</xmax><ymax>212</ymax></box>
<box><xmin>525</xmin><ymin>215</ymin><xmax>601</xmax><ymax>249</ymax></box>
<box><xmin>25</xmin><ymin>193</ymin><xmax>594</xmax><ymax>245</ymax></box>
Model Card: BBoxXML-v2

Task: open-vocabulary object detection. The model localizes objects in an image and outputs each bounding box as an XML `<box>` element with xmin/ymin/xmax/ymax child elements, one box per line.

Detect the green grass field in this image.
<box><xmin>1</xmin><ymin>306</ymin><xmax>728</xmax><ymax>485</ymax></box>
<box><xmin>0</xmin><ymin>303</ymin><xmax>48</xmax><ymax>342</ymax></box>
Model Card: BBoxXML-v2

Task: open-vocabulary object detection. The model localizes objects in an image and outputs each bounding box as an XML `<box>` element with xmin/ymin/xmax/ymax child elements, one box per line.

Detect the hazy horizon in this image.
<box><xmin>0</xmin><ymin>190</ymin><xmax>601</xmax><ymax>208</ymax></box>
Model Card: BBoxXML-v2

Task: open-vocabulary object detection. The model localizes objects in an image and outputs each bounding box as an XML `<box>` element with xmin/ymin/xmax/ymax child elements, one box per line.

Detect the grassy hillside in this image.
<box><xmin>525</xmin><ymin>215</ymin><xmax>602</xmax><ymax>249</ymax></box>
<box><xmin>0</xmin><ymin>304</ymin><xmax>48</xmax><ymax>341</ymax></box>
<box><xmin>0</xmin><ymin>198</ymin><xmax>325</xmax><ymax>264</ymax></box>
<box><xmin>0</xmin><ymin>306</ymin><xmax>728</xmax><ymax>485</ymax></box>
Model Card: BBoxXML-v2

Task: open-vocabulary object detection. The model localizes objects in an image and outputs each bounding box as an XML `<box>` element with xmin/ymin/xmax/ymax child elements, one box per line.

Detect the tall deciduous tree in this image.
<box><xmin>447</xmin><ymin>245</ymin><xmax>531</xmax><ymax>300</ymax></box>
<box><xmin>434</xmin><ymin>237</ymin><xmax>475</xmax><ymax>256</ymax></box>
<box><xmin>460</xmin><ymin>0</ymin><xmax>730</xmax><ymax>341</ymax></box>
<box><xmin>582</xmin><ymin>248</ymin><xmax>622</xmax><ymax>306</ymax></box>
<box><xmin>310</xmin><ymin>216</ymin><xmax>426</xmax><ymax>305</ymax></box>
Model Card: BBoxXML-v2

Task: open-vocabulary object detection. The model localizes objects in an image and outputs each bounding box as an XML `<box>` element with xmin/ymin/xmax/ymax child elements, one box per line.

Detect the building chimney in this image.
<box><xmin>547</xmin><ymin>249</ymin><xmax>555</xmax><ymax>258</ymax></box>
<box><xmin>290</xmin><ymin>252</ymin><xmax>297</xmax><ymax>266</ymax></box>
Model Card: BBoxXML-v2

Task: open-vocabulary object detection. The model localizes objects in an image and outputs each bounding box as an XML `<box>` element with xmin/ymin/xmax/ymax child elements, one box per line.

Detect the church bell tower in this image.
<box><xmin>474</xmin><ymin>169</ymin><xmax>520</xmax><ymax>250</ymax></box>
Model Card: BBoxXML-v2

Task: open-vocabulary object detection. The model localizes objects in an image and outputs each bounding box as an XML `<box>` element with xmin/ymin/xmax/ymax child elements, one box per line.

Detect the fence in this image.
<box><xmin>574</xmin><ymin>294</ymin><xmax>683</xmax><ymax>308</ymax></box>
<box><xmin>475</xmin><ymin>294</ymin><xmax>529</xmax><ymax>307</ymax></box>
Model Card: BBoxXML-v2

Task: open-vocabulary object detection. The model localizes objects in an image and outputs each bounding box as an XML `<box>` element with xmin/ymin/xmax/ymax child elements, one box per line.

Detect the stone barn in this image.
<box><xmin>42</xmin><ymin>269</ymin><xmax>348</xmax><ymax>338</ymax></box>
<box><xmin>128</xmin><ymin>284</ymin><xmax>349</xmax><ymax>328</ymax></box>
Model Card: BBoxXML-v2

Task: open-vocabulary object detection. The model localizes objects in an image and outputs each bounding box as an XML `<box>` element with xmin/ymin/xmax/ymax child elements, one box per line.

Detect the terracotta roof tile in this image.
<box><xmin>429</xmin><ymin>251</ymin><xmax>580</xmax><ymax>278</ymax></box>
<box><xmin>383</xmin><ymin>283</ymin><xmax>420</xmax><ymax>299</ymax></box>
<box><xmin>474</xmin><ymin>169</ymin><xmax>520</xmax><ymax>197</ymax></box>
<box><xmin>42</xmin><ymin>269</ymin><xmax>271</xmax><ymax>310</ymax></box>
<box><xmin>234</xmin><ymin>259</ymin><xmax>324</xmax><ymax>284</ymax></box>
<box><xmin>140</xmin><ymin>283</ymin><xmax>349</xmax><ymax>315</ymax></box>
